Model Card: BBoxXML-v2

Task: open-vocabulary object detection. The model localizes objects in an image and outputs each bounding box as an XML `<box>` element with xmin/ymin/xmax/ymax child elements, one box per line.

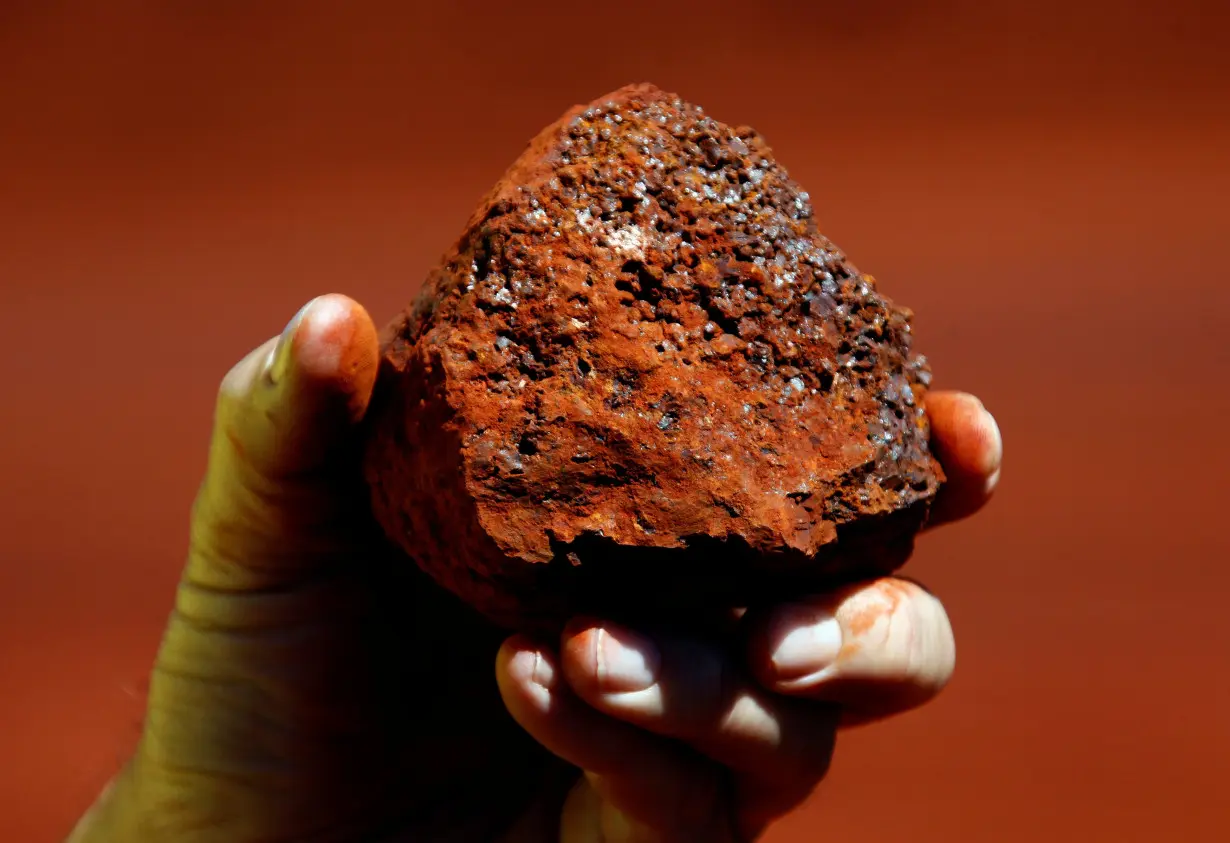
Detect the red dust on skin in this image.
<box><xmin>364</xmin><ymin>84</ymin><xmax>945</xmax><ymax>630</ymax></box>
<box><xmin>290</xmin><ymin>295</ymin><xmax>380</xmax><ymax>424</ymax></box>
<box><xmin>843</xmin><ymin>580</ymin><xmax>904</xmax><ymax>638</ymax></box>
<box><xmin>747</xmin><ymin>579</ymin><xmax>911</xmax><ymax>683</ymax></box>
<box><xmin>743</xmin><ymin>576</ymin><xmax>953</xmax><ymax>729</ymax></box>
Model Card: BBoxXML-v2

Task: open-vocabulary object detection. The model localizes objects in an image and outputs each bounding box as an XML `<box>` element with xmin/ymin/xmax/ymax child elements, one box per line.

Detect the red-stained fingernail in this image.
<box><xmin>944</xmin><ymin>392</ymin><xmax>1002</xmax><ymax>479</ymax></box>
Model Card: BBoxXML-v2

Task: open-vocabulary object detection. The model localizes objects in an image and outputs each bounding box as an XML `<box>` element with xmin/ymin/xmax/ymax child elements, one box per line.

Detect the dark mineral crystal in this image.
<box><xmin>364</xmin><ymin>84</ymin><xmax>944</xmax><ymax>630</ymax></box>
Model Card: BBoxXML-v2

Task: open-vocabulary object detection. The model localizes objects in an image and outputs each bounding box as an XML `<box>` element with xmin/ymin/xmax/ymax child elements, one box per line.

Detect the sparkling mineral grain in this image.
<box><xmin>364</xmin><ymin>84</ymin><xmax>945</xmax><ymax>630</ymax></box>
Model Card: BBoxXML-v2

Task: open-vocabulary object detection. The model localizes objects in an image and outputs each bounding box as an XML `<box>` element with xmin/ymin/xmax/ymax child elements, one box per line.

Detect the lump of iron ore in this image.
<box><xmin>364</xmin><ymin>83</ymin><xmax>944</xmax><ymax>631</ymax></box>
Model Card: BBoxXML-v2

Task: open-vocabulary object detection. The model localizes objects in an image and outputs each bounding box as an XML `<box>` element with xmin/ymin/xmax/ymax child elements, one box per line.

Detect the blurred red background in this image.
<box><xmin>2</xmin><ymin>1</ymin><xmax>1227</xmax><ymax>840</ymax></box>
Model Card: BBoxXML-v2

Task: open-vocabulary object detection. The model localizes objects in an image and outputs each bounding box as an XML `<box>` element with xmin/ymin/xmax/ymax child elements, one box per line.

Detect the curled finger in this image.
<box><xmin>557</xmin><ymin>619</ymin><xmax>838</xmax><ymax>803</ymax></box>
<box><xmin>497</xmin><ymin>636</ymin><xmax>731</xmax><ymax>837</ymax></box>
<box><xmin>746</xmin><ymin>577</ymin><xmax>956</xmax><ymax>726</ymax></box>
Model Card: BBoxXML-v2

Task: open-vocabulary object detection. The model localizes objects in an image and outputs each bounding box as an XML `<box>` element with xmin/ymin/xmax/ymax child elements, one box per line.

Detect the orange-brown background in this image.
<box><xmin>2</xmin><ymin>1</ymin><xmax>1227</xmax><ymax>840</ymax></box>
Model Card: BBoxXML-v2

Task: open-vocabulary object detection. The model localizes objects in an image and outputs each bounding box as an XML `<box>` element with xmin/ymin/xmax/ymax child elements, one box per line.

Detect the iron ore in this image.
<box><xmin>364</xmin><ymin>84</ymin><xmax>944</xmax><ymax>630</ymax></box>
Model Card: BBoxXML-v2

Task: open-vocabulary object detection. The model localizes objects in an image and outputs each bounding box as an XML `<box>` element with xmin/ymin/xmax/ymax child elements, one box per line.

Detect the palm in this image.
<box><xmin>154</xmin><ymin>494</ymin><xmax>571</xmax><ymax>843</ymax></box>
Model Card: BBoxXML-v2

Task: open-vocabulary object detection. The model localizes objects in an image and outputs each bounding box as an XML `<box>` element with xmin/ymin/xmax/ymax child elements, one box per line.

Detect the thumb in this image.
<box><xmin>186</xmin><ymin>293</ymin><xmax>380</xmax><ymax>593</ymax></box>
<box><xmin>105</xmin><ymin>297</ymin><xmax>388</xmax><ymax>840</ymax></box>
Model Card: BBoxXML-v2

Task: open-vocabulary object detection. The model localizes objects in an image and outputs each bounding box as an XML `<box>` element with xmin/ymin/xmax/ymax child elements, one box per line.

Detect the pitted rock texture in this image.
<box><xmin>364</xmin><ymin>83</ymin><xmax>944</xmax><ymax>630</ymax></box>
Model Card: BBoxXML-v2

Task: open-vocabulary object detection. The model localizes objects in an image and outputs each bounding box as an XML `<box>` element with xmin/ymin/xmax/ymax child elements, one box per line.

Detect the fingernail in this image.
<box><xmin>595</xmin><ymin>624</ymin><xmax>659</xmax><ymax>693</ymax></box>
<box><xmin>770</xmin><ymin>605</ymin><xmax>843</xmax><ymax>681</ymax></box>
<box><xmin>514</xmin><ymin>649</ymin><xmax>553</xmax><ymax>709</ymax></box>
<box><xmin>981</xmin><ymin>407</ymin><xmax>1003</xmax><ymax>476</ymax></box>
<box><xmin>953</xmin><ymin>393</ymin><xmax>1001</xmax><ymax>477</ymax></box>
<box><xmin>265</xmin><ymin>298</ymin><xmax>319</xmax><ymax>384</ymax></box>
<box><xmin>530</xmin><ymin>650</ymin><xmax>555</xmax><ymax>688</ymax></box>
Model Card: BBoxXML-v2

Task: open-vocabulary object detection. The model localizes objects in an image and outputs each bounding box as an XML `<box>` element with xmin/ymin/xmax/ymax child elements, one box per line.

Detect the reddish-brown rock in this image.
<box><xmin>364</xmin><ymin>84</ymin><xmax>944</xmax><ymax>630</ymax></box>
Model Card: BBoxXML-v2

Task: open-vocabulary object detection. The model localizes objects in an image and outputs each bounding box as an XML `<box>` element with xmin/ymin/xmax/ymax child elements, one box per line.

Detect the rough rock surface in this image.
<box><xmin>364</xmin><ymin>83</ymin><xmax>944</xmax><ymax>630</ymax></box>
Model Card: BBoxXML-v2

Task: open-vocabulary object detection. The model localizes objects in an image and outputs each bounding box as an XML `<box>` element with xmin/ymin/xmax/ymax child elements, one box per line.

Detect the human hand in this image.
<box><xmin>66</xmin><ymin>295</ymin><xmax>1001</xmax><ymax>842</ymax></box>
